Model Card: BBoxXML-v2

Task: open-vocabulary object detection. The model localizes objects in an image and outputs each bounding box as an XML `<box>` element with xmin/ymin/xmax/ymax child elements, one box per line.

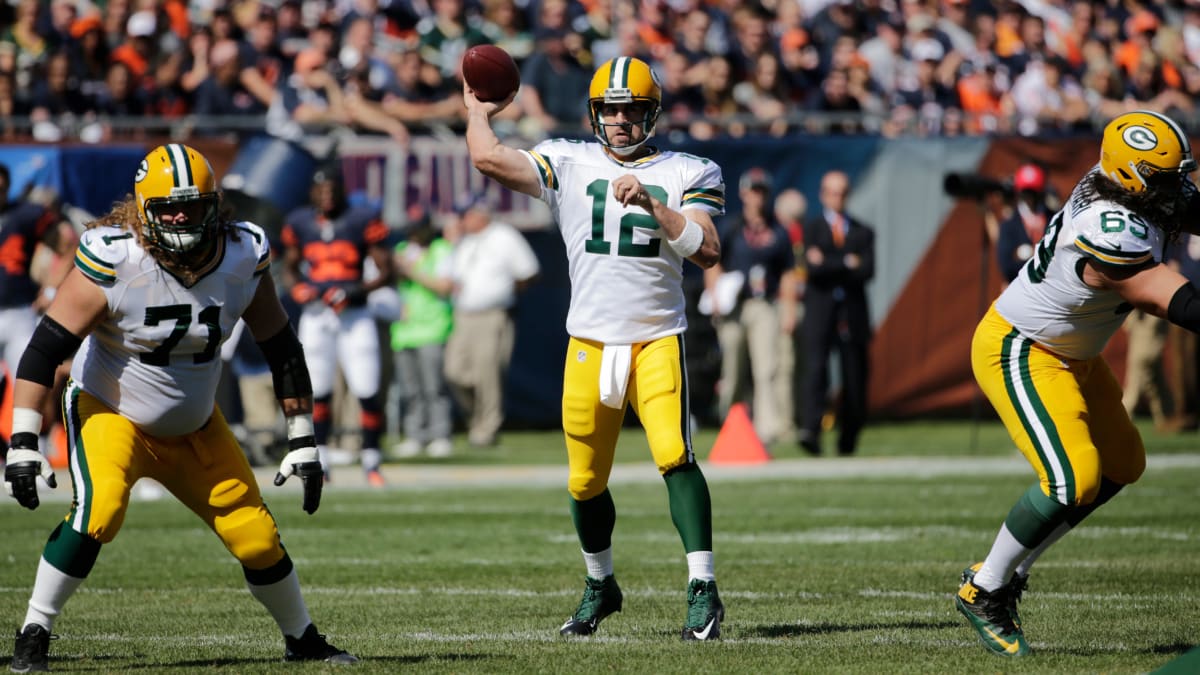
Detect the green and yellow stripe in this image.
<box><xmin>526</xmin><ymin>150</ymin><xmax>559</xmax><ymax>191</ymax></box>
<box><xmin>75</xmin><ymin>242</ymin><xmax>116</xmax><ymax>284</ymax></box>
<box><xmin>683</xmin><ymin>187</ymin><xmax>725</xmax><ymax>210</ymax></box>
<box><xmin>1075</xmin><ymin>236</ymin><xmax>1152</xmax><ymax>267</ymax></box>
<box><xmin>254</xmin><ymin>249</ymin><xmax>271</xmax><ymax>277</ymax></box>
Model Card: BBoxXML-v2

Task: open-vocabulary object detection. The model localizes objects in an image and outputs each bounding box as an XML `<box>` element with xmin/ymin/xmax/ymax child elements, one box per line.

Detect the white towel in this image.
<box><xmin>598</xmin><ymin>344</ymin><xmax>633</xmax><ymax>409</ymax></box>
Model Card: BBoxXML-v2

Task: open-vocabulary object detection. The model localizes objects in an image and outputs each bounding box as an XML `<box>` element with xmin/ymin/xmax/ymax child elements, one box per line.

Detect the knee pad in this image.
<box><xmin>218</xmin><ymin>506</ymin><xmax>284</xmax><ymax>569</ymax></box>
<box><xmin>562</xmin><ymin>391</ymin><xmax>595</xmax><ymax>438</ymax></box>
<box><xmin>568</xmin><ymin>471</ymin><xmax>606</xmax><ymax>501</ymax></box>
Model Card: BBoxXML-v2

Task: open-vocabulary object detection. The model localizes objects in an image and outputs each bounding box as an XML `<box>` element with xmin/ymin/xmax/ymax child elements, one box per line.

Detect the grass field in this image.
<box><xmin>2</xmin><ymin>419</ymin><xmax>1199</xmax><ymax>673</ymax></box>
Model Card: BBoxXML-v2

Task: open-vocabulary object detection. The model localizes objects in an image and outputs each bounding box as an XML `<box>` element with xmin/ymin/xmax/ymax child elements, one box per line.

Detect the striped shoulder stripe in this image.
<box><xmin>75</xmin><ymin>243</ymin><xmax>116</xmax><ymax>283</ymax></box>
<box><xmin>1075</xmin><ymin>235</ymin><xmax>1153</xmax><ymax>266</ymax></box>
<box><xmin>254</xmin><ymin>249</ymin><xmax>271</xmax><ymax>276</ymax></box>
<box><xmin>683</xmin><ymin>187</ymin><xmax>725</xmax><ymax>209</ymax></box>
<box><xmin>526</xmin><ymin>151</ymin><xmax>558</xmax><ymax>190</ymax></box>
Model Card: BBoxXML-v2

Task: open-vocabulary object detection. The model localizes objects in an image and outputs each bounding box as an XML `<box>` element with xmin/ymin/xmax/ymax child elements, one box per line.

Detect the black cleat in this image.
<box><xmin>11</xmin><ymin>624</ymin><xmax>52</xmax><ymax>673</ymax></box>
<box><xmin>559</xmin><ymin>575</ymin><xmax>623</xmax><ymax>636</ymax></box>
<box><xmin>283</xmin><ymin>624</ymin><xmax>358</xmax><ymax>664</ymax></box>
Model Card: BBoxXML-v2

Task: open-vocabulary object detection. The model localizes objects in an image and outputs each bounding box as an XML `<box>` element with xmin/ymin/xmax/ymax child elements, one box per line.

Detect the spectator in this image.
<box><xmin>732</xmin><ymin>51</ymin><xmax>790</xmax><ymax>137</ymax></box>
<box><xmin>519</xmin><ymin>27</ymin><xmax>591</xmax><ymax>135</ymax></box>
<box><xmin>0</xmin><ymin>163</ymin><xmax>56</xmax><ymax>388</ymax></box>
<box><xmin>0</xmin><ymin>69</ymin><xmax>30</xmax><ymax>139</ymax></box>
<box><xmin>65</xmin><ymin>15</ymin><xmax>107</xmax><ymax>101</ymax></box>
<box><xmin>381</xmin><ymin>47</ymin><xmax>464</xmax><ymax>125</ymax></box>
<box><xmin>707</xmin><ymin>168</ymin><xmax>797</xmax><ymax>446</ymax></box>
<box><xmin>2</xmin><ymin>0</ymin><xmax>49</xmax><ymax>72</ymax></box>
<box><xmin>338</xmin><ymin>15</ymin><xmax>396</xmax><ymax>101</ymax></box>
<box><xmin>417</xmin><ymin>0</ymin><xmax>489</xmax><ymax>83</ymax></box>
<box><xmin>691</xmin><ymin>54</ymin><xmax>738</xmax><ymax>140</ymax></box>
<box><xmin>1123</xmin><ymin>308</ymin><xmax>1172</xmax><ymax>430</ymax></box>
<box><xmin>192</xmin><ymin>39</ymin><xmax>269</xmax><ymax>123</ymax></box>
<box><xmin>1006</xmin><ymin>56</ymin><xmax>1089</xmax><ymax>135</ymax></box>
<box><xmin>800</xmin><ymin>170</ymin><xmax>875</xmax><ymax>456</ymax></box>
<box><xmin>482</xmin><ymin>0</ymin><xmax>534</xmax><ymax>63</ymax></box>
<box><xmin>91</xmin><ymin>61</ymin><xmax>145</xmax><ymax>130</ymax></box>
<box><xmin>391</xmin><ymin>212</ymin><xmax>456</xmax><ymax>458</ymax></box>
<box><xmin>270</xmin><ymin>48</ymin><xmax>408</xmax><ymax>143</ymax></box>
<box><xmin>1166</xmin><ymin>234</ymin><xmax>1200</xmax><ymax>431</ymax></box>
<box><xmin>443</xmin><ymin>196</ymin><xmax>539</xmax><ymax>448</ymax></box>
<box><xmin>110</xmin><ymin>9</ymin><xmax>158</xmax><ymax>81</ymax></box>
<box><xmin>280</xmin><ymin>166</ymin><xmax>396</xmax><ymax>486</ymax></box>
<box><xmin>996</xmin><ymin>162</ymin><xmax>1054</xmax><ymax>283</ymax></box>
<box><xmin>29</xmin><ymin>50</ymin><xmax>93</xmax><ymax>141</ymax></box>
<box><xmin>807</xmin><ymin>67</ymin><xmax>863</xmax><ymax>135</ymax></box>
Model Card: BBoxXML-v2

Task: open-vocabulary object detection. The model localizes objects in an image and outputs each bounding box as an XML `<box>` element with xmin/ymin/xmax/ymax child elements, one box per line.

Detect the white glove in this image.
<box><xmin>273</xmin><ymin>446</ymin><xmax>323</xmax><ymax>514</ymax></box>
<box><xmin>5</xmin><ymin>445</ymin><xmax>58</xmax><ymax>510</ymax></box>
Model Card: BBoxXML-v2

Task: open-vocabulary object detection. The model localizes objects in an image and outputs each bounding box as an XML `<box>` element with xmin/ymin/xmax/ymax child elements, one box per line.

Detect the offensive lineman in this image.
<box><xmin>3</xmin><ymin>144</ymin><xmax>356</xmax><ymax>670</ymax></box>
<box><xmin>957</xmin><ymin>111</ymin><xmax>1200</xmax><ymax>656</ymax></box>
<box><xmin>464</xmin><ymin>56</ymin><xmax>728</xmax><ymax>640</ymax></box>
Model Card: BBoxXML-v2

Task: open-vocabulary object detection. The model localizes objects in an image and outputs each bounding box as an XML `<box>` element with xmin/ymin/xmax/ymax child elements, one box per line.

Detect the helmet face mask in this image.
<box><xmin>588</xmin><ymin>57</ymin><xmax>662</xmax><ymax>156</ymax></box>
<box><xmin>135</xmin><ymin>144</ymin><xmax>221</xmax><ymax>260</ymax></box>
<box><xmin>1100</xmin><ymin>110</ymin><xmax>1196</xmax><ymax>193</ymax></box>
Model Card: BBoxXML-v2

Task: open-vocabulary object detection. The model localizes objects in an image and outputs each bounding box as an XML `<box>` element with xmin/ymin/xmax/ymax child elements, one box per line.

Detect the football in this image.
<box><xmin>462</xmin><ymin>44</ymin><xmax>521</xmax><ymax>103</ymax></box>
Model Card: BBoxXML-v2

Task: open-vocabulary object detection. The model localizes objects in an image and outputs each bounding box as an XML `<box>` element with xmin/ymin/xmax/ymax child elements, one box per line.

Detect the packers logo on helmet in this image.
<box><xmin>135</xmin><ymin>144</ymin><xmax>221</xmax><ymax>255</ymax></box>
<box><xmin>1100</xmin><ymin>110</ymin><xmax>1197</xmax><ymax>192</ymax></box>
<box><xmin>588</xmin><ymin>57</ymin><xmax>662</xmax><ymax>155</ymax></box>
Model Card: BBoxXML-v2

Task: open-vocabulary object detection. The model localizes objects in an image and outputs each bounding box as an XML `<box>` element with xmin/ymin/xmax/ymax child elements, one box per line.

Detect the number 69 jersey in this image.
<box><xmin>70</xmin><ymin>222</ymin><xmax>272</xmax><ymax>437</ymax></box>
<box><xmin>995</xmin><ymin>167</ymin><xmax>1165</xmax><ymax>361</ymax></box>
<box><xmin>523</xmin><ymin>139</ymin><xmax>724</xmax><ymax>344</ymax></box>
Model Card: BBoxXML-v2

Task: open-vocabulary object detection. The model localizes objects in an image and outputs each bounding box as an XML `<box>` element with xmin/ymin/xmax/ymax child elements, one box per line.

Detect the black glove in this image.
<box><xmin>4</xmin><ymin>432</ymin><xmax>57</xmax><ymax>510</ymax></box>
<box><xmin>273</xmin><ymin>443</ymin><xmax>323</xmax><ymax>515</ymax></box>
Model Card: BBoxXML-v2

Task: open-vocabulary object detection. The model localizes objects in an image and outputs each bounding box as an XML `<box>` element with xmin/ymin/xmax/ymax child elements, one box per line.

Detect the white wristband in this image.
<box><xmin>12</xmin><ymin>407</ymin><xmax>43</xmax><ymax>436</ymax></box>
<box><xmin>668</xmin><ymin>218</ymin><xmax>704</xmax><ymax>258</ymax></box>
<box><xmin>286</xmin><ymin>414</ymin><xmax>315</xmax><ymax>440</ymax></box>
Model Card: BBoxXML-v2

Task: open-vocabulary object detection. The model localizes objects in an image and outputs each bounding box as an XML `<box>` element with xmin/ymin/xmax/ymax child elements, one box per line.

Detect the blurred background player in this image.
<box><xmin>280</xmin><ymin>165</ymin><xmax>395</xmax><ymax>485</ymax></box>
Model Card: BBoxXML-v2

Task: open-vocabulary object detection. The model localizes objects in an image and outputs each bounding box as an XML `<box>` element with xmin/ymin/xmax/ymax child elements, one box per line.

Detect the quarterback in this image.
<box><xmin>3</xmin><ymin>144</ymin><xmax>355</xmax><ymax>670</ymax></box>
<box><xmin>464</xmin><ymin>56</ymin><xmax>727</xmax><ymax>640</ymax></box>
<box><xmin>957</xmin><ymin>111</ymin><xmax>1200</xmax><ymax>656</ymax></box>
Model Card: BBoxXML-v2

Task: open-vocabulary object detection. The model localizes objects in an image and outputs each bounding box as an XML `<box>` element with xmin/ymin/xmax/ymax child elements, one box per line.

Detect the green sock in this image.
<box><xmin>570</xmin><ymin>489</ymin><xmax>616</xmax><ymax>553</ymax></box>
<box><xmin>42</xmin><ymin>522</ymin><xmax>101</xmax><ymax>578</ymax></box>
<box><xmin>1005</xmin><ymin>483</ymin><xmax>1071</xmax><ymax>549</ymax></box>
<box><xmin>664</xmin><ymin>463</ymin><xmax>712</xmax><ymax>552</ymax></box>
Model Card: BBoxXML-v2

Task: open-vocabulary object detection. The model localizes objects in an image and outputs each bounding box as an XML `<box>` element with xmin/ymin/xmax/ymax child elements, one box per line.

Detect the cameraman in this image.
<box><xmin>996</xmin><ymin>163</ymin><xmax>1053</xmax><ymax>282</ymax></box>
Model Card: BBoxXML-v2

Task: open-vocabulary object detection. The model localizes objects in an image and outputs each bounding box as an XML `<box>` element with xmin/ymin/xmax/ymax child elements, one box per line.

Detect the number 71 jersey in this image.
<box><xmin>523</xmin><ymin>139</ymin><xmax>724</xmax><ymax>344</ymax></box>
<box><xmin>995</xmin><ymin>167</ymin><xmax>1164</xmax><ymax>361</ymax></box>
<box><xmin>70</xmin><ymin>222</ymin><xmax>271</xmax><ymax>437</ymax></box>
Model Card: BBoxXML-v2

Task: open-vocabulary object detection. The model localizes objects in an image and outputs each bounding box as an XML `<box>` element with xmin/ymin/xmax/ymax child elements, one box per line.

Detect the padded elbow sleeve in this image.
<box><xmin>1168</xmin><ymin>283</ymin><xmax>1200</xmax><ymax>332</ymax></box>
<box><xmin>16</xmin><ymin>316</ymin><xmax>82</xmax><ymax>387</ymax></box>
<box><xmin>257</xmin><ymin>325</ymin><xmax>313</xmax><ymax>400</ymax></box>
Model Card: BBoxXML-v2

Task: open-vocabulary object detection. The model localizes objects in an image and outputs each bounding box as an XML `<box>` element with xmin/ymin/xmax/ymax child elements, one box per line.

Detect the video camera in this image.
<box><xmin>943</xmin><ymin>173</ymin><xmax>1013</xmax><ymax>200</ymax></box>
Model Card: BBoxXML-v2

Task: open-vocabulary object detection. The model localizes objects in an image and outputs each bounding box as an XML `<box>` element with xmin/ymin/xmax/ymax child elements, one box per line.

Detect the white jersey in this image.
<box><xmin>995</xmin><ymin>167</ymin><xmax>1164</xmax><ymax>360</ymax></box>
<box><xmin>70</xmin><ymin>222</ymin><xmax>272</xmax><ymax>436</ymax></box>
<box><xmin>523</xmin><ymin>139</ymin><xmax>724</xmax><ymax>343</ymax></box>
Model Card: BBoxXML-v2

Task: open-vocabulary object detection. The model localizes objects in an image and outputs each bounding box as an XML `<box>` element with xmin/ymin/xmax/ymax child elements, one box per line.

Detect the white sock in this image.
<box><xmin>1015</xmin><ymin>521</ymin><xmax>1071</xmax><ymax>578</ymax></box>
<box><xmin>582</xmin><ymin>548</ymin><xmax>613</xmax><ymax>580</ymax></box>
<box><xmin>246</xmin><ymin>569</ymin><xmax>312</xmax><ymax>639</ymax></box>
<box><xmin>974</xmin><ymin>524</ymin><xmax>1032</xmax><ymax>592</ymax></box>
<box><xmin>361</xmin><ymin>447</ymin><xmax>382</xmax><ymax>473</ymax></box>
<box><xmin>23</xmin><ymin>557</ymin><xmax>86</xmax><ymax>631</ymax></box>
<box><xmin>687</xmin><ymin>551</ymin><xmax>715</xmax><ymax>582</ymax></box>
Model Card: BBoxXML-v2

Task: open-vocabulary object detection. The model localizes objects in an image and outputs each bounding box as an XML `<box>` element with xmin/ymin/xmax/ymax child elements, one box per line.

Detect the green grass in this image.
<box><xmin>3</xmin><ymin>420</ymin><xmax>1199</xmax><ymax>673</ymax></box>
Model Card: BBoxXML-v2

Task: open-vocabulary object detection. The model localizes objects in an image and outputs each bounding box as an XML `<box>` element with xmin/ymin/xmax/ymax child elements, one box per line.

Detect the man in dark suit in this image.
<box><xmin>800</xmin><ymin>170</ymin><xmax>875</xmax><ymax>456</ymax></box>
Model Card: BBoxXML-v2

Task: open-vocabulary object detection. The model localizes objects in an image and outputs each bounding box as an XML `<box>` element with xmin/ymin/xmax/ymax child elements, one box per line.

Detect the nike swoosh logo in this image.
<box><xmin>691</xmin><ymin>617</ymin><xmax>718</xmax><ymax>640</ymax></box>
<box><xmin>981</xmin><ymin>626</ymin><xmax>1020</xmax><ymax>655</ymax></box>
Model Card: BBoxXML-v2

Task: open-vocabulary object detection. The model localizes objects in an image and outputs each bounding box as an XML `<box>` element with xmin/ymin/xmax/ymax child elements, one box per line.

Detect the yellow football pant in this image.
<box><xmin>61</xmin><ymin>381</ymin><xmax>285</xmax><ymax>570</ymax></box>
<box><xmin>562</xmin><ymin>335</ymin><xmax>693</xmax><ymax>500</ymax></box>
<box><xmin>972</xmin><ymin>305</ymin><xmax>1144</xmax><ymax>506</ymax></box>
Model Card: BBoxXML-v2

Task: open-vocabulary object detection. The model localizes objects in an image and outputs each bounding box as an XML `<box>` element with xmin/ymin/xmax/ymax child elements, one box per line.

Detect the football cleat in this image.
<box><xmin>283</xmin><ymin>624</ymin><xmax>358</xmax><ymax>664</ymax></box>
<box><xmin>11</xmin><ymin>623</ymin><xmax>52</xmax><ymax>673</ymax></box>
<box><xmin>682</xmin><ymin>579</ymin><xmax>725</xmax><ymax>641</ymax></box>
<box><xmin>961</xmin><ymin>563</ymin><xmax>1029</xmax><ymax>629</ymax></box>
<box><xmin>365</xmin><ymin>469</ymin><xmax>386</xmax><ymax>488</ymax></box>
<box><xmin>955</xmin><ymin>564</ymin><xmax>1030</xmax><ymax>657</ymax></box>
<box><xmin>559</xmin><ymin>575</ymin><xmax>623</xmax><ymax>636</ymax></box>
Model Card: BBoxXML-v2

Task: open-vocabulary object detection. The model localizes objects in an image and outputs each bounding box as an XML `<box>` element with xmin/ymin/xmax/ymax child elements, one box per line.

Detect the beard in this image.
<box><xmin>1077</xmin><ymin>170</ymin><xmax>1192</xmax><ymax>245</ymax></box>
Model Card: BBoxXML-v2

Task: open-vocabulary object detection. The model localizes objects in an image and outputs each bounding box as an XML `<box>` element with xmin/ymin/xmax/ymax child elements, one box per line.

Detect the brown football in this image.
<box><xmin>462</xmin><ymin>44</ymin><xmax>521</xmax><ymax>103</ymax></box>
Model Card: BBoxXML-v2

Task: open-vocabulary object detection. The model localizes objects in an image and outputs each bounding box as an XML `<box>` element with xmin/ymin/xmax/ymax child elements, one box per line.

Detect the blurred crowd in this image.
<box><xmin>0</xmin><ymin>0</ymin><xmax>1199</xmax><ymax>142</ymax></box>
